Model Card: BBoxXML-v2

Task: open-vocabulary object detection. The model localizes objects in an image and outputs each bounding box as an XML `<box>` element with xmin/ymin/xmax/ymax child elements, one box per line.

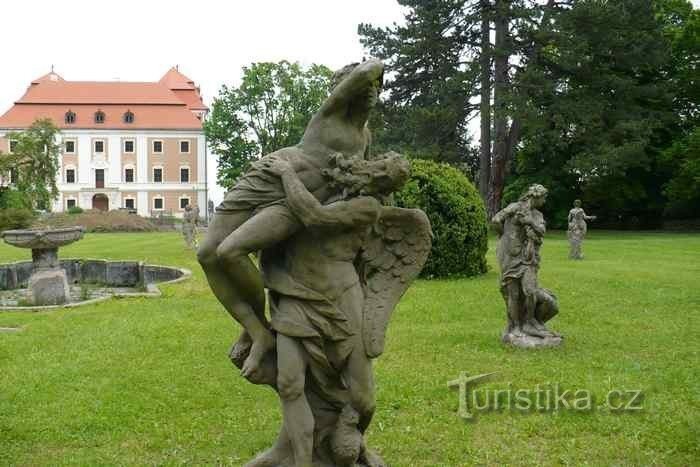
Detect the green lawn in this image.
<box><xmin>1</xmin><ymin>231</ymin><xmax>698</xmax><ymax>466</ymax></box>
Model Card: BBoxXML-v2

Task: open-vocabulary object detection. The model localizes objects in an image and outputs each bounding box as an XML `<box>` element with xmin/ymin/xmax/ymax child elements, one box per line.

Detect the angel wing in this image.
<box><xmin>359</xmin><ymin>206</ymin><xmax>432</xmax><ymax>359</ymax></box>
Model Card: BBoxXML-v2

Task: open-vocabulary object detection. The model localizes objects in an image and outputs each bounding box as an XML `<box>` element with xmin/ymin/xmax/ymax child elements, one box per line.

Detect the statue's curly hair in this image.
<box><xmin>519</xmin><ymin>184</ymin><xmax>548</xmax><ymax>201</ymax></box>
<box><xmin>322</xmin><ymin>151</ymin><xmax>410</xmax><ymax>199</ymax></box>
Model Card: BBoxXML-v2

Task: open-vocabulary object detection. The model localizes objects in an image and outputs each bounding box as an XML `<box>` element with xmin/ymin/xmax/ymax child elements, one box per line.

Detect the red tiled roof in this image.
<box><xmin>159</xmin><ymin>67</ymin><xmax>196</xmax><ymax>90</ymax></box>
<box><xmin>0</xmin><ymin>68</ymin><xmax>208</xmax><ymax>130</ymax></box>
<box><xmin>0</xmin><ymin>104</ymin><xmax>203</xmax><ymax>130</ymax></box>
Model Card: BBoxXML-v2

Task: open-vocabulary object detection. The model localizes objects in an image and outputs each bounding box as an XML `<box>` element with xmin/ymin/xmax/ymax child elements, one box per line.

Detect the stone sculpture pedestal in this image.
<box><xmin>502</xmin><ymin>332</ymin><xmax>562</xmax><ymax>349</ymax></box>
<box><xmin>28</xmin><ymin>248</ymin><xmax>71</xmax><ymax>305</ymax></box>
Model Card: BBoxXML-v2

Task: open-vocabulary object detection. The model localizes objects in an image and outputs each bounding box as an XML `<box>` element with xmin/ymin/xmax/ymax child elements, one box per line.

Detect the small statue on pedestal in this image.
<box><xmin>492</xmin><ymin>184</ymin><xmax>562</xmax><ymax>348</ymax></box>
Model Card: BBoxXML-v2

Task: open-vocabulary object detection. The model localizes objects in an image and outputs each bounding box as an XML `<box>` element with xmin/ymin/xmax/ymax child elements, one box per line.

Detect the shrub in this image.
<box><xmin>395</xmin><ymin>159</ymin><xmax>488</xmax><ymax>278</ymax></box>
<box><xmin>67</xmin><ymin>206</ymin><xmax>84</xmax><ymax>215</ymax></box>
<box><xmin>0</xmin><ymin>208</ymin><xmax>36</xmax><ymax>232</ymax></box>
<box><xmin>33</xmin><ymin>210</ymin><xmax>157</xmax><ymax>233</ymax></box>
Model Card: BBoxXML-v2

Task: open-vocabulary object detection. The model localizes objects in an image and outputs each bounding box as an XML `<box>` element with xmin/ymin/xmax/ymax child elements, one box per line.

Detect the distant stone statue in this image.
<box><xmin>230</xmin><ymin>153</ymin><xmax>431</xmax><ymax>466</ymax></box>
<box><xmin>207</xmin><ymin>199</ymin><xmax>214</xmax><ymax>219</ymax></box>
<box><xmin>492</xmin><ymin>184</ymin><xmax>562</xmax><ymax>348</ymax></box>
<box><xmin>182</xmin><ymin>204</ymin><xmax>198</xmax><ymax>249</ymax></box>
<box><xmin>567</xmin><ymin>199</ymin><xmax>596</xmax><ymax>260</ymax></box>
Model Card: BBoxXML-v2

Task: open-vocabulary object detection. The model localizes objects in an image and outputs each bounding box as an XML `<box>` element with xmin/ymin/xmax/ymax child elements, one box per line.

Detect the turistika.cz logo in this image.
<box><xmin>447</xmin><ymin>371</ymin><xmax>643</xmax><ymax>420</ymax></box>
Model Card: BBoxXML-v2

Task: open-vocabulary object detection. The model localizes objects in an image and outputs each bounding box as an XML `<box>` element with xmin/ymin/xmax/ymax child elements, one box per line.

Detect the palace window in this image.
<box><xmin>179</xmin><ymin>140</ymin><xmax>190</xmax><ymax>153</ymax></box>
<box><xmin>152</xmin><ymin>140</ymin><xmax>163</xmax><ymax>153</ymax></box>
<box><xmin>95</xmin><ymin>110</ymin><xmax>105</xmax><ymax>124</ymax></box>
<box><xmin>180</xmin><ymin>197</ymin><xmax>190</xmax><ymax>209</ymax></box>
<box><xmin>65</xmin><ymin>111</ymin><xmax>76</xmax><ymax>124</ymax></box>
<box><xmin>153</xmin><ymin>197</ymin><xmax>164</xmax><ymax>210</ymax></box>
<box><xmin>94</xmin><ymin>140</ymin><xmax>105</xmax><ymax>153</ymax></box>
<box><xmin>8</xmin><ymin>140</ymin><xmax>17</xmax><ymax>153</ymax></box>
<box><xmin>64</xmin><ymin>140</ymin><xmax>76</xmax><ymax>154</ymax></box>
<box><xmin>123</xmin><ymin>140</ymin><xmax>135</xmax><ymax>153</ymax></box>
<box><xmin>153</xmin><ymin>167</ymin><xmax>163</xmax><ymax>183</ymax></box>
<box><xmin>124</xmin><ymin>168</ymin><xmax>134</xmax><ymax>183</ymax></box>
<box><xmin>180</xmin><ymin>167</ymin><xmax>190</xmax><ymax>183</ymax></box>
<box><xmin>123</xmin><ymin>111</ymin><xmax>134</xmax><ymax>124</ymax></box>
<box><xmin>65</xmin><ymin>168</ymin><xmax>76</xmax><ymax>184</ymax></box>
<box><xmin>124</xmin><ymin>198</ymin><xmax>135</xmax><ymax>209</ymax></box>
<box><xmin>66</xmin><ymin>199</ymin><xmax>77</xmax><ymax>209</ymax></box>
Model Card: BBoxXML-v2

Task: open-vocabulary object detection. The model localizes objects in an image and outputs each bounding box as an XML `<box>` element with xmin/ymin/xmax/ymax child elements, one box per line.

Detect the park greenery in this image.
<box><xmin>204</xmin><ymin>61</ymin><xmax>333</xmax><ymax>189</ymax></box>
<box><xmin>359</xmin><ymin>0</ymin><xmax>700</xmax><ymax>226</ymax></box>
<box><xmin>0</xmin><ymin>118</ymin><xmax>60</xmax><ymax>212</ymax></box>
<box><xmin>396</xmin><ymin>159</ymin><xmax>488</xmax><ymax>277</ymax></box>
<box><xmin>0</xmin><ymin>231</ymin><xmax>697</xmax><ymax>465</ymax></box>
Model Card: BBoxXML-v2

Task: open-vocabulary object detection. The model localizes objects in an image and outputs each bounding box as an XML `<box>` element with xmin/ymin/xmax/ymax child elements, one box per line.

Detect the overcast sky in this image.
<box><xmin>1</xmin><ymin>0</ymin><xmax>697</xmax><ymax>204</ymax></box>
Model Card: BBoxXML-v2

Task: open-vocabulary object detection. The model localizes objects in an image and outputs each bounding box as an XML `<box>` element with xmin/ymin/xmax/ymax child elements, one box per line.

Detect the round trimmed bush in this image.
<box><xmin>395</xmin><ymin>159</ymin><xmax>488</xmax><ymax>278</ymax></box>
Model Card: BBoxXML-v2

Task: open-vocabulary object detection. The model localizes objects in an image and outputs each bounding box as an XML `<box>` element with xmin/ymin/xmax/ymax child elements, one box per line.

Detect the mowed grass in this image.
<box><xmin>0</xmin><ymin>231</ymin><xmax>698</xmax><ymax>466</ymax></box>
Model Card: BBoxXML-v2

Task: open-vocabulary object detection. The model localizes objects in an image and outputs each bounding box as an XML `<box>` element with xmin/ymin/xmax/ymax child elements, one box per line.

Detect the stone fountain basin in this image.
<box><xmin>0</xmin><ymin>259</ymin><xmax>190</xmax><ymax>310</ymax></box>
<box><xmin>1</xmin><ymin>227</ymin><xmax>85</xmax><ymax>249</ymax></box>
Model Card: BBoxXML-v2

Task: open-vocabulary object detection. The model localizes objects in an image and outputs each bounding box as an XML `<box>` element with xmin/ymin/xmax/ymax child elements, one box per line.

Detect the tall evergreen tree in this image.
<box><xmin>359</xmin><ymin>0</ymin><xmax>480</xmax><ymax>170</ymax></box>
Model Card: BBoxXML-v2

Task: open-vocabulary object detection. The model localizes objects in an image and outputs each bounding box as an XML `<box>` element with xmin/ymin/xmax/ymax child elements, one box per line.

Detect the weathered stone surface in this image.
<box><xmin>105</xmin><ymin>261</ymin><xmax>140</xmax><ymax>287</ymax></box>
<box><xmin>200</xmin><ymin>60</ymin><xmax>431</xmax><ymax>466</ymax></box>
<box><xmin>29</xmin><ymin>269</ymin><xmax>70</xmax><ymax>306</ymax></box>
<box><xmin>81</xmin><ymin>260</ymin><xmax>107</xmax><ymax>284</ymax></box>
<box><xmin>143</xmin><ymin>265</ymin><xmax>183</xmax><ymax>284</ymax></box>
<box><xmin>492</xmin><ymin>184</ymin><xmax>563</xmax><ymax>348</ymax></box>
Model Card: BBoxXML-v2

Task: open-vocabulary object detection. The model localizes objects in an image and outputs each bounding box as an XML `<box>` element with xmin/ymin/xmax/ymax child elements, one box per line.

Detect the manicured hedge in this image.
<box><xmin>395</xmin><ymin>159</ymin><xmax>488</xmax><ymax>278</ymax></box>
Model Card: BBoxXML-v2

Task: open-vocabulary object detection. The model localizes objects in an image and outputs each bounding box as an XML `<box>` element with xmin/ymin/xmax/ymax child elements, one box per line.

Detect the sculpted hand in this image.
<box><xmin>260</xmin><ymin>156</ymin><xmax>293</xmax><ymax>176</ymax></box>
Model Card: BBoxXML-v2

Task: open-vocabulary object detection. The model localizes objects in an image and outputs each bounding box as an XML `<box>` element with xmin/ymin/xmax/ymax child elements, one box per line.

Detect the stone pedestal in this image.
<box><xmin>502</xmin><ymin>331</ymin><xmax>562</xmax><ymax>349</ymax></box>
<box><xmin>29</xmin><ymin>268</ymin><xmax>71</xmax><ymax>306</ymax></box>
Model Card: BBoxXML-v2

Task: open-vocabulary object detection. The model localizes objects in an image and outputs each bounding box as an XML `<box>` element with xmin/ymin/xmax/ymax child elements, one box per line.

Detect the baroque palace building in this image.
<box><xmin>0</xmin><ymin>67</ymin><xmax>208</xmax><ymax>217</ymax></box>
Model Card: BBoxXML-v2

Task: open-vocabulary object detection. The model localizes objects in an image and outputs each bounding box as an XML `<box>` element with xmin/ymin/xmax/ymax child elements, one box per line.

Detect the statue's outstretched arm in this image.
<box><xmin>278</xmin><ymin>165</ymin><xmax>380</xmax><ymax>228</ymax></box>
<box><xmin>320</xmin><ymin>60</ymin><xmax>384</xmax><ymax>116</ymax></box>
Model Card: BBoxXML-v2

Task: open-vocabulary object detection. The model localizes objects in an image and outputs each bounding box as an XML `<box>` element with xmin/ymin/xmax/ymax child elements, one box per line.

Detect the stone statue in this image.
<box><xmin>198</xmin><ymin>60</ymin><xmax>431</xmax><ymax>465</ymax></box>
<box><xmin>182</xmin><ymin>204</ymin><xmax>198</xmax><ymax>249</ymax></box>
<box><xmin>567</xmin><ymin>199</ymin><xmax>596</xmax><ymax>260</ymax></box>
<box><xmin>198</xmin><ymin>60</ymin><xmax>385</xmax><ymax>381</ymax></box>
<box><xmin>492</xmin><ymin>184</ymin><xmax>562</xmax><ymax>348</ymax></box>
<box><xmin>207</xmin><ymin>199</ymin><xmax>215</xmax><ymax>219</ymax></box>
<box><xmin>229</xmin><ymin>153</ymin><xmax>430</xmax><ymax>466</ymax></box>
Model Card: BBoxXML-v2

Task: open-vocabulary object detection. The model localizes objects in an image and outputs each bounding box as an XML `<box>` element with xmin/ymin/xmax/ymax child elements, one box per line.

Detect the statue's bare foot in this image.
<box><xmin>241</xmin><ymin>332</ymin><xmax>275</xmax><ymax>379</ymax></box>
<box><xmin>533</xmin><ymin>320</ymin><xmax>561</xmax><ymax>338</ymax></box>
<box><xmin>521</xmin><ymin>320</ymin><xmax>549</xmax><ymax>338</ymax></box>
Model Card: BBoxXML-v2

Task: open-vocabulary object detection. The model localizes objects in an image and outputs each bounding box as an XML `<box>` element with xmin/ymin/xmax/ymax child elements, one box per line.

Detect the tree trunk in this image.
<box><xmin>488</xmin><ymin>0</ymin><xmax>509</xmax><ymax>217</ymax></box>
<box><xmin>478</xmin><ymin>0</ymin><xmax>492</xmax><ymax>205</ymax></box>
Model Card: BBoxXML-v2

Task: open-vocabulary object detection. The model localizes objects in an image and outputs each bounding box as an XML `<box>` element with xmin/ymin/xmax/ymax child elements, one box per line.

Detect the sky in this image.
<box><xmin>1</xmin><ymin>0</ymin><xmax>698</xmax><ymax>203</ymax></box>
<box><xmin>0</xmin><ymin>0</ymin><xmax>407</xmax><ymax>204</ymax></box>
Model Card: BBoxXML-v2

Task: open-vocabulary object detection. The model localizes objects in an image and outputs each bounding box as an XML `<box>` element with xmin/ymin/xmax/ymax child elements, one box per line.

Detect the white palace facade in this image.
<box><xmin>0</xmin><ymin>68</ymin><xmax>208</xmax><ymax>218</ymax></box>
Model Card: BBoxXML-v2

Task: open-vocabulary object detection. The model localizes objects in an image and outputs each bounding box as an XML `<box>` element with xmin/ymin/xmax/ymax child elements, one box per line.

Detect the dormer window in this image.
<box><xmin>65</xmin><ymin>110</ymin><xmax>76</xmax><ymax>124</ymax></box>
<box><xmin>123</xmin><ymin>111</ymin><xmax>134</xmax><ymax>124</ymax></box>
<box><xmin>94</xmin><ymin>110</ymin><xmax>105</xmax><ymax>124</ymax></box>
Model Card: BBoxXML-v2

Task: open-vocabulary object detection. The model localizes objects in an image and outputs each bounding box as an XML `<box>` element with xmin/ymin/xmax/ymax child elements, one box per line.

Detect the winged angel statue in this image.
<box><xmin>229</xmin><ymin>152</ymin><xmax>431</xmax><ymax>467</ymax></box>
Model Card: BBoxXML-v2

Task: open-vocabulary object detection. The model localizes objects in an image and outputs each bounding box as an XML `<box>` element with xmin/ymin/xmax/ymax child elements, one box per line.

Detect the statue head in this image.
<box><xmin>519</xmin><ymin>184</ymin><xmax>548</xmax><ymax>208</ymax></box>
<box><xmin>184</xmin><ymin>204</ymin><xmax>192</xmax><ymax>211</ymax></box>
<box><xmin>573</xmin><ymin>199</ymin><xmax>582</xmax><ymax>208</ymax></box>
<box><xmin>323</xmin><ymin>151</ymin><xmax>410</xmax><ymax>199</ymax></box>
<box><xmin>331</xmin><ymin>61</ymin><xmax>383</xmax><ymax>110</ymax></box>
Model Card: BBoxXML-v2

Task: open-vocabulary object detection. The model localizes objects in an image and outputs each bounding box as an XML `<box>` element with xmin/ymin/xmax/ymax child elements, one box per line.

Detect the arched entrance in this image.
<box><xmin>92</xmin><ymin>194</ymin><xmax>109</xmax><ymax>211</ymax></box>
